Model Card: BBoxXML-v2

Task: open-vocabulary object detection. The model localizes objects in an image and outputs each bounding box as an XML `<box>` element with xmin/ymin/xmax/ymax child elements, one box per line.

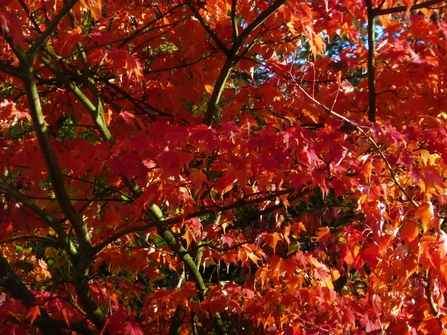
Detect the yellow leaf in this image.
<box><xmin>44</xmin><ymin>247</ymin><xmax>59</xmax><ymax>260</ymax></box>
<box><xmin>204</xmin><ymin>84</ymin><xmax>214</xmax><ymax>94</ymax></box>
<box><xmin>183</xmin><ymin>228</ymin><xmax>195</xmax><ymax>249</ymax></box>
<box><xmin>414</xmin><ymin>202</ymin><xmax>434</xmax><ymax>233</ymax></box>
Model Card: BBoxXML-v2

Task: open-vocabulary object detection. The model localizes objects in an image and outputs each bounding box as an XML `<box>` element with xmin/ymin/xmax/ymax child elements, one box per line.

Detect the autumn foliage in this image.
<box><xmin>1</xmin><ymin>0</ymin><xmax>447</xmax><ymax>334</ymax></box>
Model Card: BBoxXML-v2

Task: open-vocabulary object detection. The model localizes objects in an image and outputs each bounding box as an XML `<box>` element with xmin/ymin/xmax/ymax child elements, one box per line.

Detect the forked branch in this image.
<box><xmin>202</xmin><ymin>0</ymin><xmax>287</xmax><ymax>125</ymax></box>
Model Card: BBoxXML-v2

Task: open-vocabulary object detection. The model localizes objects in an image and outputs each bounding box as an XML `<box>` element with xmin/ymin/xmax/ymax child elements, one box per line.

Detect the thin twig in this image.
<box><xmin>293</xmin><ymin>79</ymin><xmax>419</xmax><ymax>208</ymax></box>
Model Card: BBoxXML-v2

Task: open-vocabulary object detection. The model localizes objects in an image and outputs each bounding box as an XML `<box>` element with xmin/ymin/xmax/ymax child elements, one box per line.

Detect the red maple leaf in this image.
<box><xmin>123</xmin><ymin>321</ymin><xmax>143</xmax><ymax>335</ymax></box>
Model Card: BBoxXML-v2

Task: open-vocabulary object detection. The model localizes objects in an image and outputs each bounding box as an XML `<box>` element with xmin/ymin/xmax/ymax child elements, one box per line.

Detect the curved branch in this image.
<box><xmin>118</xmin><ymin>177</ymin><xmax>227</xmax><ymax>334</ymax></box>
<box><xmin>149</xmin><ymin>209</ymin><xmax>228</xmax><ymax>335</ymax></box>
<box><xmin>425</xmin><ymin>270</ymin><xmax>439</xmax><ymax>317</ymax></box>
<box><xmin>92</xmin><ymin>219</ymin><xmax>167</xmax><ymax>254</ymax></box>
<box><xmin>93</xmin><ymin>187</ymin><xmax>309</xmax><ymax>254</ymax></box>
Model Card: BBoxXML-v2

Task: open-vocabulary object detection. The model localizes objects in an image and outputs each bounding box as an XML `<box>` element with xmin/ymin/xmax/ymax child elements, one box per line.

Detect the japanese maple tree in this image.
<box><xmin>1</xmin><ymin>0</ymin><xmax>447</xmax><ymax>334</ymax></box>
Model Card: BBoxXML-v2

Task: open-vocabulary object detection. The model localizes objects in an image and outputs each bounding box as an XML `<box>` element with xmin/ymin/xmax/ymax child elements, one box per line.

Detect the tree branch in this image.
<box><xmin>0</xmin><ymin>62</ymin><xmax>25</xmax><ymax>78</ymax></box>
<box><xmin>39</xmin><ymin>53</ymin><xmax>112</xmax><ymax>141</ymax></box>
<box><xmin>118</xmin><ymin>177</ymin><xmax>227</xmax><ymax>335</ymax></box>
<box><xmin>0</xmin><ymin>248</ymin><xmax>97</xmax><ymax>335</ymax></box>
<box><xmin>363</xmin><ymin>0</ymin><xmax>445</xmax><ymax>122</ymax></box>
<box><xmin>149</xmin><ymin>208</ymin><xmax>228</xmax><ymax>335</ymax></box>
<box><xmin>17</xmin><ymin>0</ymin><xmax>43</xmax><ymax>33</ymax></box>
<box><xmin>294</xmin><ymin>79</ymin><xmax>419</xmax><ymax>208</ymax></box>
<box><xmin>19</xmin><ymin>54</ymin><xmax>106</xmax><ymax>329</ymax></box>
<box><xmin>186</xmin><ymin>0</ymin><xmax>230</xmax><ymax>56</ymax></box>
<box><xmin>66</xmin><ymin>4</ymin><xmax>114</xmax><ymax>143</ymax></box>
<box><xmin>0</xmin><ymin>181</ymin><xmax>77</xmax><ymax>256</ymax></box>
<box><xmin>372</xmin><ymin>0</ymin><xmax>445</xmax><ymax>16</ymax></box>
<box><xmin>425</xmin><ymin>270</ymin><xmax>439</xmax><ymax>317</ymax></box>
<box><xmin>237</xmin><ymin>0</ymin><xmax>287</xmax><ymax>46</ymax></box>
<box><xmin>202</xmin><ymin>0</ymin><xmax>287</xmax><ymax>125</ymax></box>
<box><xmin>202</xmin><ymin>59</ymin><xmax>235</xmax><ymax>125</ymax></box>
<box><xmin>29</xmin><ymin>0</ymin><xmax>79</xmax><ymax>55</ymax></box>
<box><xmin>231</xmin><ymin>0</ymin><xmax>239</xmax><ymax>41</ymax></box>
<box><xmin>92</xmin><ymin>187</ymin><xmax>306</xmax><ymax>254</ymax></box>
<box><xmin>366</xmin><ymin>0</ymin><xmax>376</xmax><ymax>122</ymax></box>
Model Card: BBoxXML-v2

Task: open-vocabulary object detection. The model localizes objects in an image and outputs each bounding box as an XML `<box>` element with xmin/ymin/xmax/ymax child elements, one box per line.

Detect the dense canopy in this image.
<box><xmin>1</xmin><ymin>0</ymin><xmax>447</xmax><ymax>334</ymax></box>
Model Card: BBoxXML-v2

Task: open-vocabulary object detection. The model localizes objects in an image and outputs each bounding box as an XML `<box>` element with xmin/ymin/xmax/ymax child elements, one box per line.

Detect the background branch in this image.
<box><xmin>366</xmin><ymin>0</ymin><xmax>376</xmax><ymax>122</ymax></box>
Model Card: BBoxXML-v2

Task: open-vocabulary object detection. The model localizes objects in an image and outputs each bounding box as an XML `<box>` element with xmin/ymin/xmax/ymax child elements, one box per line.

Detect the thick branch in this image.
<box><xmin>202</xmin><ymin>59</ymin><xmax>235</xmax><ymax>126</ymax></box>
<box><xmin>237</xmin><ymin>0</ymin><xmax>287</xmax><ymax>46</ymax></box>
<box><xmin>0</xmin><ymin>249</ymin><xmax>96</xmax><ymax>335</ymax></box>
<box><xmin>21</xmin><ymin>70</ymin><xmax>92</xmax><ymax>250</ymax></box>
<box><xmin>93</xmin><ymin>187</ymin><xmax>303</xmax><ymax>254</ymax></box>
<box><xmin>425</xmin><ymin>270</ymin><xmax>439</xmax><ymax>317</ymax></box>
<box><xmin>20</xmin><ymin>56</ymin><xmax>106</xmax><ymax>329</ymax></box>
<box><xmin>0</xmin><ymin>62</ymin><xmax>25</xmax><ymax>78</ymax></box>
<box><xmin>202</xmin><ymin>0</ymin><xmax>286</xmax><ymax>125</ymax></box>
<box><xmin>39</xmin><ymin>54</ymin><xmax>112</xmax><ymax>141</ymax></box>
<box><xmin>119</xmin><ymin>177</ymin><xmax>227</xmax><ymax>335</ymax></box>
<box><xmin>364</xmin><ymin>0</ymin><xmax>444</xmax><ymax>121</ymax></box>
<box><xmin>66</xmin><ymin>3</ymin><xmax>114</xmax><ymax>142</ymax></box>
<box><xmin>372</xmin><ymin>0</ymin><xmax>445</xmax><ymax>16</ymax></box>
<box><xmin>231</xmin><ymin>0</ymin><xmax>238</xmax><ymax>41</ymax></box>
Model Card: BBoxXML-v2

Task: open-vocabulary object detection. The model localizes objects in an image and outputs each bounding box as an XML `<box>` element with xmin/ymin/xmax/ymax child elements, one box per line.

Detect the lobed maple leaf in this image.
<box><xmin>3</xmin><ymin>0</ymin><xmax>447</xmax><ymax>334</ymax></box>
<box><xmin>123</xmin><ymin>321</ymin><xmax>144</xmax><ymax>335</ymax></box>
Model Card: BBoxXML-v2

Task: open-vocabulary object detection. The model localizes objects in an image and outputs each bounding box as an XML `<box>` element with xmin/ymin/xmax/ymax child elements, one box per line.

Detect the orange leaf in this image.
<box><xmin>263</xmin><ymin>232</ymin><xmax>282</xmax><ymax>253</ymax></box>
<box><xmin>183</xmin><ymin>228</ymin><xmax>195</xmax><ymax>249</ymax></box>
<box><xmin>81</xmin><ymin>0</ymin><xmax>103</xmax><ymax>20</ymax></box>
<box><xmin>316</xmin><ymin>226</ymin><xmax>330</xmax><ymax>244</ymax></box>
<box><xmin>404</xmin><ymin>0</ymin><xmax>414</xmax><ymax>16</ymax></box>
<box><xmin>26</xmin><ymin>306</ymin><xmax>41</xmax><ymax>325</ymax></box>
<box><xmin>400</xmin><ymin>220</ymin><xmax>419</xmax><ymax>242</ymax></box>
